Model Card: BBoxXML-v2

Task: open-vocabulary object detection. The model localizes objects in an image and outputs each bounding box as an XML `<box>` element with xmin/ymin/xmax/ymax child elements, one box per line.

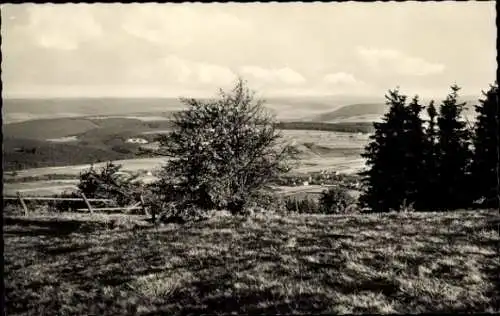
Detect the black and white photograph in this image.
<box><xmin>2</xmin><ymin>2</ymin><xmax>499</xmax><ymax>315</ymax></box>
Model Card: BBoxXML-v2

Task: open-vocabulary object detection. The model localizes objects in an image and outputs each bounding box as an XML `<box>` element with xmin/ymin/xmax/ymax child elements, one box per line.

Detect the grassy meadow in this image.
<box><xmin>4</xmin><ymin>210</ymin><xmax>499</xmax><ymax>315</ymax></box>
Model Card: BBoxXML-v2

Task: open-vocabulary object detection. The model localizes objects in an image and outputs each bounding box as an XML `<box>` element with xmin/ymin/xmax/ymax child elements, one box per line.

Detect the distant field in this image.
<box><xmin>3</xmin><ymin>158</ymin><xmax>168</xmax><ymax>179</ymax></box>
<box><xmin>3</xmin><ymin>113</ymin><xmax>375</xmax><ymax>172</ymax></box>
<box><xmin>281</xmin><ymin>130</ymin><xmax>370</xmax><ymax>148</ymax></box>
<box><xmin>3</xmin><ymin>155</ymin><xmax>367</xmax><ymax>197</ymax></box>
<box><xmin>4</xmin><ymin>128</ymin><xmax>369</xmax><ymax>196</ymax></box>
<box><xmin>4</xmin><ymin>210</ymin><xmax>499</xmax><ymax>315</ymax></box>
<box><xmin>277</xmin><ymin>121</ymin><xmax>375</xmax><ymax>133</ymax></box>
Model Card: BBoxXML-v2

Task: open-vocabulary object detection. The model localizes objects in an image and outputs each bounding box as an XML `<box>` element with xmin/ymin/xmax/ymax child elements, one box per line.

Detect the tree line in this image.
<box><xmin>360</xmin><ymin>83</ymin><xmax>499</xmax><ymax>212</ymax></box>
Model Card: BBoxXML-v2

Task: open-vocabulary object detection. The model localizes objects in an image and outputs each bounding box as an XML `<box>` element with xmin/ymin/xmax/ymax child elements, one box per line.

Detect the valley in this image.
<box><xmin>2</xmin><ymin>94</ymin><xmax>479</xmax><ymax>198</ymax></box>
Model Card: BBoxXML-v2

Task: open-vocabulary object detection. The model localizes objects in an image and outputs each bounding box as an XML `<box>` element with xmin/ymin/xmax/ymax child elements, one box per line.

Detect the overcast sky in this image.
<box><xmin>1</xmin><ymin>2</ymin><xmax>496</xmax><ymax>98</ymax></box>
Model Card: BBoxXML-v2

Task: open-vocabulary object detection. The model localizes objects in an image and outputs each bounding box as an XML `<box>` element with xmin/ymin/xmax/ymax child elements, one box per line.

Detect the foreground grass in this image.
<box><xmin>4</xmin><ymin>210</ymin><xmax>500</xmax><ymax>315</ymax></box>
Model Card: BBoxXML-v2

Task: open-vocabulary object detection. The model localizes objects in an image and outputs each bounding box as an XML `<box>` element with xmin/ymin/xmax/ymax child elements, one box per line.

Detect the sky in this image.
<box><xmin>1</xmin><ymin>2</ymin><xmax>496</xmax><ymax>99</ymax></box>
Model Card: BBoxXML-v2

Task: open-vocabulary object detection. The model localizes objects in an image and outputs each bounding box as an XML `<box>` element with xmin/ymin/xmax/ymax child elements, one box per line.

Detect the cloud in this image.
<box><xmin>323</xmin><ymin>72</ymin><xmax>358</xmax><ymax>85</ymax></box>
<box><xmin>1</xmin><ymin>4</ymin><xmax>493</xmax><ymax>98</ymax></box>
<box><xmin>160</xmin><ymin>55</ymin><xmax>237</xmax><ymax>86</ymax></box>
<box><xmin>357</xmin><ymin>47</ymin><xmax>445</xmax><ymax>76</ymax></box>
<box><xmin>240</xmin><ymin>66</ymin><xmax>306</xmax><ymax>85</ymax></box>
<box><xmin>160</xmin><ymin>55</ymin><xmax>195</xmax><ymax>83</ymax></box>
<box><xmin>24</xmin><ymin>4</ymin><xmax>103</xmax><ymax>50</ymax></box>
<box><xmin>120</xmin><ymin>4</ymin><xmax>252</xmax><ymax>50</ymax></box>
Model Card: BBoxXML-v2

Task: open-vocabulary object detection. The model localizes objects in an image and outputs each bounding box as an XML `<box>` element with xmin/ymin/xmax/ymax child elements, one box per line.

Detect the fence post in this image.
<box><xmin>17</xmin><ymin>192</ymin><xmax>29</xmax><ymax>216</ymax></box>
<box><xmin>81</xmin><ymin>192</ymin><xmax>93</xmax><ymax>213</ymax></box>
<box><xmin>140</xmin><ymin>194</ymin><xmax>154</xmax><ymax>221</ymax></box>
<box><xmin>139</xmin><ymin>194</ymin><xmax>147</xmax><ymax>214</ymax></box>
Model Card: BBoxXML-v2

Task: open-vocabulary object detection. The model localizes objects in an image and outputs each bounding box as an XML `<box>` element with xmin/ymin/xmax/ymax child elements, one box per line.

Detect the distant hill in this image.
<box><xmin>2</xmin><ymin>136</ymin><xmax>139</xmax><ymax>171</ymax></box>
<box><xmin>307</xmin><ymin>103</ymin><xmax>388</xmax><ymax>123</ymax></box>
<box><xmin>3</xmin><ymin>118</ymin><xmax>100</xmax><ymax>140</ymax></box>
<box><xmin>306</xmin><ymin>97</ymin><xmax>480</xmax><ymax>124</ymax></box>
<box><xmin>2</xmin><ymin>97</ymin><xmax>184</xmax><ymax>124</ymax></box>
<box><xmin>2</xmin><ymin>95</ymin><xmax>386</xmax><ymax>124</ymax></box>
<box><xmin>3</xmin><ymin>117</ymin><xmax>175</xmax><ymax>141</ymax></box>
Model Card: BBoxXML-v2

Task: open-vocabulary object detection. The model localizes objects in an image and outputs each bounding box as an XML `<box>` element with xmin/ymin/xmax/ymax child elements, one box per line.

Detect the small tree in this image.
<box><xmin>319</xmin><ymin>186</ymin><xmax>357</xmax><ymax>214</ymax></box>
<box><xmin>470</xmin><ymin>83</ymin><xmax>500</xmax><ymax>208</ymax></box>
<box><xmin>77</xmin><ymin>161</ymin><xmax>141</xmax><ymax>207</ymax></box>
<box><xmin>156</xmin><ymin>78</ymin><xmax>297</xmax><ymax>217</ymax></box>
<box><xmin>285</xmin><ymin>196</ymin><xmax>320</xmax><ymax>214</ymax></box>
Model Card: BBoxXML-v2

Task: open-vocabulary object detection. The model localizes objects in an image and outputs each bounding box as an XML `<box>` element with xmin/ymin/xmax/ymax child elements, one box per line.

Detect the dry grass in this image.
<box><xmin>4</xmin><ymin>210</ymin><xmax>500</xmax><ymax>315</ymax></box>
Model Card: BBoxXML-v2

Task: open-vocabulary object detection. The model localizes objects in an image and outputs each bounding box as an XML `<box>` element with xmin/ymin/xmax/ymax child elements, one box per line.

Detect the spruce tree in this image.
<box><xmin>436</xmin><ymin>85</ymin><xmax>473</xmax><ymax>210</ymax></box>
<box><xmin>426</xmin><ymin>101</ymin><xmax>439</xmax><ymax>146</ymax></box>
<box><xmin>402</xmin><ymin>96</ymin><xmax>428</xmax><ymax>210</ymax></box>
<box><xmin>470</xmin><ymin>83</ymin><xmax>500</xmax><ymax>208</ymax></box>
<box><xmin>420</xmin><ymin>100</ymin><xmax>440</xmax><ymax>210</ymax></box>
<box><xmin>360</xmin><ymin>89</ymin><xmax>409</xmax><ymax>212</ymax></box>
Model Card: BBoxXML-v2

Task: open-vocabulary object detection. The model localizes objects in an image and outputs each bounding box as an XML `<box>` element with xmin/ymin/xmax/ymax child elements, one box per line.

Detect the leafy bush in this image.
<box><xmin>319</xmin><ymin>186</ymin><xmax>358</xmax><ymax>214</ymax></box>
<box><xmin>77</xmin><ymin>161</ymin><xmax>142</xmax><ymax>207</ymax></box>
<box><xmin>244</xmin><ymin>191</ymin><xmax>287</xmax><ymax>215</ymax></box>
<box><xmin>154</xmin><ymin>78</ymin><xmax>297</xmax><ymax>220</ymax></box>
<box><xmin>141</xmin><ymin>180</ymin><xmax>194</xmax><ymax>223</ymax></box>
<box><xmin>284</xmin><ymin>196</ymin><xmax>320</xmax><ymax>214</ymax></box>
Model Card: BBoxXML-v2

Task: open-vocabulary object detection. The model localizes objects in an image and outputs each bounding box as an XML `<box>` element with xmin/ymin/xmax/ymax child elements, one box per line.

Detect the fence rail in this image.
<box><xmin>4</xmin><ymin>191</ymin><xmax>155</xmax><ymax>221</ymax></box>
<box><xmin>3</xmin><ymin>196</ymin><xmax>113</xmax><ymax>202</ymax></box>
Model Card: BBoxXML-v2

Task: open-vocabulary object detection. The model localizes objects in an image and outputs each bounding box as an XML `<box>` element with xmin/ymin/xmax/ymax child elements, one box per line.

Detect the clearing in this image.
<box><xmin>4</xmin><ymin>209</ymin><xmax>499</xmax><ymax>315</ymax></box>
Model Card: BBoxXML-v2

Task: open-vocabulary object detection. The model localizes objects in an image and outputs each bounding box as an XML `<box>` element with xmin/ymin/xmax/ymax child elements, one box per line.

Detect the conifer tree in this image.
<box><xmin>402</xmin><ymin>96</ymin><xmax>428</xmax><ymax>210</ymax></box>
<box><xmin>470</xmin><ymin>83</ymin><xmax>500</xmax><ymax>208</ymax></box>
<box><xmin>426</xmin><ymin>101</ymin><xmax>439</xmax><ymax>146</ymax></box>
<box><xmin>420</xmin><ymin>100</ymin><xmax>440</xmax><ymax>210</ymax></box>
<box><xmin>360</xmin><ymin>89</ymin><xmax>409</xmax><ymax>212</ymax></box>
<box><xmin>435</xmin><ymin>85</ymin><xmax>473</xmax><ymax>210</ymax></box>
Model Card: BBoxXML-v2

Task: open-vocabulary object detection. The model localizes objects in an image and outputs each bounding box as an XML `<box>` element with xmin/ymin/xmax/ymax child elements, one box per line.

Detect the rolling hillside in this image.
<box><xmin>3</xmin><ymin>118</ymin><xmax>100</xmax><ymax>140</ymax></box>
<box><xmin>2</xmin><ymin>117</ymin><xmax>175</xmax><ymax>171</ymax></box>
<box><xmin>3</xmin><ymin>96</ymin><xmax>359</xmax><ymax>124</ymax></box>
<box><xmin>3</xmin><ymin>117</ymin><xmax>175</xmax><ymax>141</ymax></box>
<box><xmin>2</xmin><ymin>97</ymin><xmax>184</xmax><ymax>124</ymax></box>
<box><xmin>306</xmin><ymin>98</ymin><xmax>480</xmax><ymax>123</ymax></box>
<box><xmin>2</xmin><ymin>137</ymin><xmax>138</xmax><ymax>171</ymax></box>
<box><xmin>307</xmin><ymin>103</ymin><xmax>388</xmax><ymax>123</ymax></box>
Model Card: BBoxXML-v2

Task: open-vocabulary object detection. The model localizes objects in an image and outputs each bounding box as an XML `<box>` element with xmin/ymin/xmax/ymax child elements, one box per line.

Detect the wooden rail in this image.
<box><xmin>3</xmin><ymin>196</ymin><xmax>113</xmax><ymax>202</ymax></box>
<box><xmin>5</xmin><ymin>191</ymin><xmax>150</xmax><ymax>219</ymax></box>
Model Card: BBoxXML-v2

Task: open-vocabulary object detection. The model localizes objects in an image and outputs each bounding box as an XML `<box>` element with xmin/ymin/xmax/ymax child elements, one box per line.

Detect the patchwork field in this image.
<box><xmin>4</xmin><ymin>130</ymin><xmax>369</xmax><ymax>196</ymax></box>
<box><xmin>4</xmin><ymin>210</ymin><xmax>499</xmax><ymax>315</ymax></box>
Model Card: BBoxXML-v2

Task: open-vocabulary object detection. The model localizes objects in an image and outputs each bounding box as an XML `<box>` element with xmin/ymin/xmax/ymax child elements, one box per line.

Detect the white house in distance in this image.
<box><xmin>126</xmin><ymin>137</ymin><xmax>149</xmax><ymax>144</ymax></box>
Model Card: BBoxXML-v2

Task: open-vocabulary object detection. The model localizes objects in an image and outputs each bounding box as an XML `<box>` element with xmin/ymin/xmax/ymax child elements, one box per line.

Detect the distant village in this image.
<box><xmin>276</xmin><ymin>170</ymin><xmax>361</xmax><ymax>189</ymax></box>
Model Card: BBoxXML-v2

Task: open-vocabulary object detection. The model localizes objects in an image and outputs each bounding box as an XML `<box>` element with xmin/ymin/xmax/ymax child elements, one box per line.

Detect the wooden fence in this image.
<box><xmin>4</xmin><ymin>191</ymin><xmax>156</xmax><ymax>222</ymax></box>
